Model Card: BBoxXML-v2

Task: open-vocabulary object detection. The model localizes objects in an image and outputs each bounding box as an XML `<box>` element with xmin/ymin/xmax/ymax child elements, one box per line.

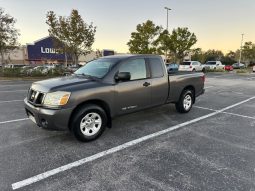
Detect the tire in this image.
<box><xmin>175</xmin><ymin>89</ymin><xmax>194</xmax><ymax>113</ymax></box>
<box><xmin>202</xmin><ymin>68</ymin><xmax>205</xmax><ymax>73</ymax></box>
<box><xmin>71</xmin><ymin>104</ymin><xmax>107</xmax><ymax>142</ymax></box>
<box><xmin>192</xmin><ymin>69</ymin><xmax>196</xmax><ymax>72</ymax></box>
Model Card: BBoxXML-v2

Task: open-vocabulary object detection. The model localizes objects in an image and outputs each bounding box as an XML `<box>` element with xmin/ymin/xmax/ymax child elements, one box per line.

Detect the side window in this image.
<box><xmin>149</xmin><ymin>58</ymin><xmax>164</xmax><ymax>78</ymax></box>
<box><xmin>119</xmin><ymin>58</ymin><xmax>147</xmax><ymax>80</ymax></box>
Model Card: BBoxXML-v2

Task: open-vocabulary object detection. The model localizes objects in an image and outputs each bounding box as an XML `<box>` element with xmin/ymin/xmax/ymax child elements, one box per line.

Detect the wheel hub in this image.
<box><xmin>80</xmin><ymin>112</ymin><xmax>102</xmax><ymax>136</ymax></box>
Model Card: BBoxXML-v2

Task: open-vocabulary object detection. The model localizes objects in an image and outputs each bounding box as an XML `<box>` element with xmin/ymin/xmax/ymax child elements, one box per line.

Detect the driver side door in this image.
<box><xmin>114</xmin><ymin>58</ymin><xmax>151</xmax><ymax>115</ymax></box>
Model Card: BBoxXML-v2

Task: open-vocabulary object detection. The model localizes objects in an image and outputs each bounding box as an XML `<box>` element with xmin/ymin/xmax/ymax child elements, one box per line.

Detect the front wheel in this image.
<box><xmin>175</xmin><ymin>90</ymin><xmax>194</xmax><ymax>113</ymax></box>
<box><xmin>71</xmin><ymin>104</ymin><xmax>107</xmax><ymax>142</ymax></box>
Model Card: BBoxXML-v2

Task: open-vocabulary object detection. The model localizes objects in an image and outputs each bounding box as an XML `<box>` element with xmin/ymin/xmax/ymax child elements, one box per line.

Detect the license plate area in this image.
<box><xmin>27</xmin><ymin>111</ymin><xmax>36</xmax><ymax>124</ymax></box>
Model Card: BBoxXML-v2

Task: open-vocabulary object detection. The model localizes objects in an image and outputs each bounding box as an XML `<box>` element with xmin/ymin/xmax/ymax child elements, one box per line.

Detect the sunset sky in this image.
<box><xmin>1</xmin><ymin>0</ymin><xmax>255</xmax><ymax>54</ymax></box>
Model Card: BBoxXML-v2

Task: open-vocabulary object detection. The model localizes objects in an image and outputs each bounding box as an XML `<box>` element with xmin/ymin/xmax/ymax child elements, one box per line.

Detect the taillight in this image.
<box><xmin>201</xmin><ymin>75</ymin><xmax>205</xmax><ymax>82</ymax></box>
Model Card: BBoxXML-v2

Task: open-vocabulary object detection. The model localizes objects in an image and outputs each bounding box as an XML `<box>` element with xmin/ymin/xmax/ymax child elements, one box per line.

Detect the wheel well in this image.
<box><xmin>183</xmin><ymin>86</ymin><xmax>196</xmax><ymax>103</ymax></box>
<box><xmin>68</xmin><ymin>100</ymin><xmax>112</xmax><ymax>130</ymax></box>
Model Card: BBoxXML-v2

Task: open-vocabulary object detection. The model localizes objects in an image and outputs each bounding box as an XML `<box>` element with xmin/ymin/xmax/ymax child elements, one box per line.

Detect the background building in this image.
<box><xmin>0</xmin><ymin>36</ymin><xmax>116</xmax><ymax>66</ymax></box>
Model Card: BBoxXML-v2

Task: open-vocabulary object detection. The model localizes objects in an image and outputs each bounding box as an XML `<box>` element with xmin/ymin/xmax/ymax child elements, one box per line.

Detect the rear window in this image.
<box><xmin>206</xmin><ymin>61</ymin><xmax>216</xmax><ymax>65</ymax></box>
<box><xmin>149</xmin><ymin>58</ymin><xmax>164</xmax><ymax>78</ymax></box>
<box><xmin>181</xmin><ymin>62</ymin><xmax>191</xmax><ymax>65</ymax></box>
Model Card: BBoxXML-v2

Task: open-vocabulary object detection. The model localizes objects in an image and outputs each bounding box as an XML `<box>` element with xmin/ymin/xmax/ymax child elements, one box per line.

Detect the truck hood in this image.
<box><xmin>31</xmin><ymin>75</ymin><xmax>99</xmax><ymax>92</ymax></box>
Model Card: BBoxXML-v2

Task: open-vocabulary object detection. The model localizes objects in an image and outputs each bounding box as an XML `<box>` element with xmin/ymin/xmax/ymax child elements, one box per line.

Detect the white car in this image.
<box><xmin>28</xmin><ymin>66</ymin><xmax>51</xmax><ymax>75</ymax></box>
<box><xmin>203</xmin><ymin>61</ymin><xmax>225</xmax><ymax>70</ymax></box>
<box><xmin>179</xmin><ymin>61</ymin><xmax>204</xmax><ymax>72</ymax></box>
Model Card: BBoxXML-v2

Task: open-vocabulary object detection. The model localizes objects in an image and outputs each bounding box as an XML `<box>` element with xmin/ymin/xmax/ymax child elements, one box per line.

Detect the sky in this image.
<box><xmin>0</xmin><ymin>0</ymin><xmax>255</xmax><ymax>54</ymax></box>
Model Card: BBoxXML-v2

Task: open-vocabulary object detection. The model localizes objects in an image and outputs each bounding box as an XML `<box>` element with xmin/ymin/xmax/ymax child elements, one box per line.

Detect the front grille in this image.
<box><xmin>28</xmin><ymin>89</ymin><xmax>45</xmax><ymax>105</ymax></box>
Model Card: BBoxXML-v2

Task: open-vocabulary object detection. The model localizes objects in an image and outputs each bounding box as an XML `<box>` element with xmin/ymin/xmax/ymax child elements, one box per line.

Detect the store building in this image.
<box><xmin>0</xmin><ymin>36</ymin><xmax>116</xmax><ymax>66</ymax></box>
<box><xmin>26</xmin><ymin>36</ymin><xmax>72</xmax><ymax>65</ymax></box>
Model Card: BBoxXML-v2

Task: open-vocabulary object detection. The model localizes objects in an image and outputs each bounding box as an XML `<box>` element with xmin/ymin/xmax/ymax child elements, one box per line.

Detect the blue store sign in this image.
<box><xmin>27</xmin><ymin>37</ymin><xmax>70</xmax><ymax>61</ymax></box>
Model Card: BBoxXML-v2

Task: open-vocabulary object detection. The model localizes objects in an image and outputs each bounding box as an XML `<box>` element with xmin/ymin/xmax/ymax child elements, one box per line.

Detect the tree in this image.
<box><xmin>0</xmin><ymin>8</ymin><xmax>20</xmax><ymax>67</ymax></box>
<box><xmin>127</xmin><ymin>20</ymin><xmax>162</xmax><ymax>54</ymax></box>
<box><xmin>203</xmin><ymin>49</ymin><xmax>224</xmax><ymax>62</ymax></box>
<box><xmin>191</xmin><ymin>48</ymin><xmax>205</xmax><ymax>63</ymax></box>
<box><xmin>242</xmin><ymin>42</ymin><xmax>255</xmax><ymax>64</ymax></box>
<box><xmin>167</xmin><ymin>27</ymin><xmax>197</xmax><ymax>63</ymax></box>
<box><xmin>46</xmin><ymin>9</ymin><xmax>96</xmax><ymax>65</ymax></box>
<box><xmin>221</xmin><ymin>51</ymin><xmax>237</xmax><ymax>65</ymax></box>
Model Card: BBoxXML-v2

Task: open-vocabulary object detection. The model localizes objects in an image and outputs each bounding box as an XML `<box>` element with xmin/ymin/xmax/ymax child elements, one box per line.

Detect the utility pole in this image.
<box><xmin>239</xmin><ymin>34</ymin><xmax>244</xmax><ymax>64</ymax></box>
<box><xmin>164</xmin><ymin>7</ymin><xmax>171</xmax><ymax>63</ymax></box>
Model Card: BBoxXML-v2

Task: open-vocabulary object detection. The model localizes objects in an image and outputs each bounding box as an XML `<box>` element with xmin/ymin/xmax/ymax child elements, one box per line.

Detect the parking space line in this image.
<box><xmin>0</xmin><ymin>90</ymin><xmax>27</xmax><ymax>93</ymax></box>
<box><xmin>0</xmin><ymin>100</ymin><xmax>23</xmax><ymax>104</ymax></box>
<box><xmin>204</xmin><ymin>86</ymin><xmax>214</xmax><ymax>89</ymax></box>
<box><xmin>11</xmin><ymin>96</ymin><xmax>255</xmax><ymax>190</ymax></box>
<box><xmin>221</xmin><ymin>112</ymin><xmax>255</xmax><ymax>120</ymax></box>
<box><xmin>0</xmin><ymin>118</ymin><xmax>29</xmax><ymax>125</ymax></box>
<box><xmin>194</xmin><ymin>106</ymin><xmax>255</xmax><ymax>120</ymax></box>
<box><xmin>194</xmin><ymin>106</ymin><xmax>216</xmax><ymax>112</ymax></box>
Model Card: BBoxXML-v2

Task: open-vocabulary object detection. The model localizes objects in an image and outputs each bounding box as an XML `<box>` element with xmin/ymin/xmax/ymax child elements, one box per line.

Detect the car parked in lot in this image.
<box><xmin>5</xmin><ymin>64</ymin><xmax>26</xmax><ymax>69</ymax></box>
<box><xmin>203</xmin><ymin>61</ymin><xmax>225</xmax><ymax>70</ymax></box>
<box><xmin>20</xmin><ymin>66</ymin><xmax>34</xmax><ymax>74</ymax></box>
<box><xmin>166</xmin><ymin>63</ymin><xmax>179</xmax><ymax>72</ymax></box>
<box><xmin>179</xmin><ymin>61</ymin><xmax>205</xmax><ymax>72</ymax></box>
<box><xmin>24</xmin><ymin>55</ymin><xmax>205</xmax><ymax>141</ymax></box>
<box><xmin>232</xmin><ymin>62</ymin><xmax>245</xmax><ymax>69</ymax></box>
<box><xmin>27</xmin><ymin>66</ymin><xmax>51</xmax><ymax>75</ymax></box>
<box><xmin>224</xmin><ymin>65</ymin><xmax>233</xmax><ymax>71</ymax></box>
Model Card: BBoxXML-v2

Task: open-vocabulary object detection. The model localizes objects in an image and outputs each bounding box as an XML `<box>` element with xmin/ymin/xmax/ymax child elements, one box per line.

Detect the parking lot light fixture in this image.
<box><xmin>164</xmin><ymin>7</ymin><xmax>171</xmax><ymax>63</ymax></box>
<box><xmin>239</xmin><ymin>34</ymin><xmax>244</xmax><ymax>64</ymax></box>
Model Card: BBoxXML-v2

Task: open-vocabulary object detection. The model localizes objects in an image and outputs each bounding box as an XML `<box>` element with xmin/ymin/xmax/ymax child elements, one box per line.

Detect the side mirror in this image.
<box><xmin>115</xmin><ymin>72</ymin><xmax>131</xmax><ymax>82</ymax></box>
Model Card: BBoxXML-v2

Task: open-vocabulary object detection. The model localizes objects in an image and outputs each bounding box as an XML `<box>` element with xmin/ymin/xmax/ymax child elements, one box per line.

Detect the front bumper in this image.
<box><xmin>24</xmin><ymin>98</ymin><xmax>74</xmax><ymax>131</ymax></box>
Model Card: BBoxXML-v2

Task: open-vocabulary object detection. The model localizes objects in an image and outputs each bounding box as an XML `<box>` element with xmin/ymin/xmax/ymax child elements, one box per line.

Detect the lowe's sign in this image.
<box><xmin>41</xmin><ymin>47</ymin><xmax>59</xmax><ymax>54</ymax></box>
<box><xmin>27</xmin><ymin>37</ymin><xmax>69</xmax><ymax>61</ymax></box>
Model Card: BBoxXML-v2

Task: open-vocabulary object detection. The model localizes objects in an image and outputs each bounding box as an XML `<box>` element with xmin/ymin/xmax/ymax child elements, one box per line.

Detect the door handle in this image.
<box><xmin>143</xmin><ymin>82</ymin><xmax>151</xmax><ymax>87</ymax></box>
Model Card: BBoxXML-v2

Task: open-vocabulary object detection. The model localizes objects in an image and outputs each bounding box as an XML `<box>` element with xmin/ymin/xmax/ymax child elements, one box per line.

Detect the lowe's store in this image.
<box><xmin>0</xmin><ymin>36</ymin><xmax>115</xmax><ymax>66</ymax></box>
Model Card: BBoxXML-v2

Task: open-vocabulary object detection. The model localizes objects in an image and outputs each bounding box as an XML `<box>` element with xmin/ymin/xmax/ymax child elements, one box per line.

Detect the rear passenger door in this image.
<box><xmin>148</xmin><ymin>58</ymin><xmax>169</xmax><ymax>106</ymax></box>
<box><xmin>114</xmin><ymin>58</ymin><xmax>152</xmax><ymax>115</ymax></box>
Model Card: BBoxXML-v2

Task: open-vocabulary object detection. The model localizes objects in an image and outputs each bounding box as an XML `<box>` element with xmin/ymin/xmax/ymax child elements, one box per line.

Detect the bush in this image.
<box><xmin>236</xmin><ymin>69</ymin><xmax>248</xmax><ymax>73</ymax></box>
<box><xmin>205</xmin><ymin>68</ymin><xmax>226</xmax><ymax>73</ymax></box>
<box><xmin>0</xmin><ymin>67</ymin><xmax>66</xmax><ymax>78</ymax></box>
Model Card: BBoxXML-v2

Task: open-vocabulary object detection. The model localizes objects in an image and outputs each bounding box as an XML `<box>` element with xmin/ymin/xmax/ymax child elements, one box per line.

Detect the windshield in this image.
<box><xmin>206</xmin><ymin>61</ymin><xmax>216</xmax><ymax>65</ymax></box>
<box><xmin>74</xmin><ymin>58</ymin><xmax>117</xmax><ymax>78</ymax></box>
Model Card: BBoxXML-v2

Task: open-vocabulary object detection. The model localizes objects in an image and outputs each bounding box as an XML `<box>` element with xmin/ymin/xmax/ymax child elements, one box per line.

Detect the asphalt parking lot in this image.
<box><xmin>0</xmin><ymin>72</ymin><xmax>255</xmax><ymax>191</ymax></box>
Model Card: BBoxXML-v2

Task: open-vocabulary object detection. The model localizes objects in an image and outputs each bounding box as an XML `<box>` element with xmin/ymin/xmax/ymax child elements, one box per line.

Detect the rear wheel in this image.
<box><xmin>175</xmin><ymin>89</ymin><xmax>194</xmax><ymax>113</ymax></box>
<box><xmin>71</xmin><ymin>104</ymin><xmax>107</xmax><ymax>142</ymax></box>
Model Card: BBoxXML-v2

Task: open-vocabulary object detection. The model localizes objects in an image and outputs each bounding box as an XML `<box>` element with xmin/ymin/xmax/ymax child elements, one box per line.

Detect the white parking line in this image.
<box><xmin>0</xmin><ymin>100</ymin><xmax>23</xmax><ymax>104</ymax></box>
<box><xmin>247</xmin><ymin>76</ymin><xmax>255</xmax><ymax>80</ymax></box>
<box><xmin>194</xmin><ymin>106</ymin><xmax>255</xmax><ymax>120</ymax></box>
<box><xmin>0</xmin><ymin>118</ymin><xmax>29</xmax><ymax>125</ymax></box>
<box><xmin>0</xmin><ymin>84</ymin><xmax>30</xmax><ymax>87</ymax></box>
<box><xmin>204</xmin><ymin>86</ymin><xmax>214</xmax><ymax>89</ymax></box>
<box><xmin>11</xmin><ymin>96</ymin><xmax>255</xmax><ymax>190</ymax></box>
<box><xmin>0</xmin><ymin>90</ymin><xmax>27</xmax><ymax>93</ymax></box>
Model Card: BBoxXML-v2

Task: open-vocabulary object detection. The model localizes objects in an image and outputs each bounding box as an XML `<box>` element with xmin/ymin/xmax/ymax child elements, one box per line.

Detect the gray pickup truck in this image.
<box><xmin>24</xmin><ymin>55</ymin><xmax>205</xmax><ymax>141</ymax></box>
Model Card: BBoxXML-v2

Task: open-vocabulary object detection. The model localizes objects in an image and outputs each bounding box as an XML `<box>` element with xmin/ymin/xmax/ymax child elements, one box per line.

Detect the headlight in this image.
<box><xmin>43</xmin><ymin>91</ymin><xmax>71</xmax><ymax>107</ymax></box>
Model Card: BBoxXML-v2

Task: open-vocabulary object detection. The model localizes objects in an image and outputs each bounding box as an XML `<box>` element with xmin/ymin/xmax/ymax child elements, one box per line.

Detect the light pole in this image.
<box><xmin>239</xmin><ymin>34</ymin><xmax>244</xmax><ymax>64</ymax></box>
<box><xmin>164</xmin><ymin>7</ymin><xmax>171</xmax><ymax>63</ymax></box>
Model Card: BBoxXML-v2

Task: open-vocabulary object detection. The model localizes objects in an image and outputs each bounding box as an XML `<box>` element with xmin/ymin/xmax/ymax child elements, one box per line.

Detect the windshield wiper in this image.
<box><xmin>75</xmin><ymin>73</ymin><xmax>99</xmax><ymax>81</ymax></box>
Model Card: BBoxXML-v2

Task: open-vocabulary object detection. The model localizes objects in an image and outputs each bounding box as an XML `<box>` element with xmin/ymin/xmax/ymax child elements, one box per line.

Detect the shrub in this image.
<box><xmin>205</xmin><ymin>68</ymin><xmax>225</xmax><ymax>73</ymax></box>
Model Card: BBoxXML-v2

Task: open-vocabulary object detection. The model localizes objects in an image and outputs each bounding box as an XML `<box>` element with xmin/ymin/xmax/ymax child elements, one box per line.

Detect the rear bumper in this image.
<box><xmin>24</xmin><ymin>98</ymin><xmax>74</xmax><ymax>131</ymax></box>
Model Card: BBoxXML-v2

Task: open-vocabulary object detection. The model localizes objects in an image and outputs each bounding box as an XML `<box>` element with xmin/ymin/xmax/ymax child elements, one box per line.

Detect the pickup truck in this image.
<box><xmin>24</xmin><ymin>55</ymin><xmax>205</xmax><ymax>141</ymax></box>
